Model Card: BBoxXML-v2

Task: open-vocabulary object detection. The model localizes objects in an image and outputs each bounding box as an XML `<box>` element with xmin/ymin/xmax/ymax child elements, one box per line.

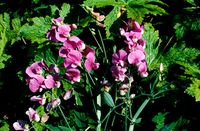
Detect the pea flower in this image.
<box><xmin>84</xmin><ymin>52</ymin><xmax>100</xmax><ymax>73</ymax></box>
<box><xmin>13</xmin><ymin>120</ymin><xmax>28</xmax><ymax>131</ymax></box>
<box><xmin>65</xmin><ymin>68</ymin><xmax>80</xmax><ymax>83</ymax></box>
<box><xmin>25</xmin><ymin>108</ymin><xmax>40</xmax><ymax>122</ymax></box>
<box><xmin>112</xmin><ymin>49</ymin><xmax>127</xmax><ymax>67</ymax></box>
<box><xmin>63</xmin><ymin>50</ymin><xmax>82</xmax><ymax>68</ymax></box>
<box><xmin>111</xmin><ymin>65</ymin><xmax>127</xmax><ymax>82</ymax></box>
<box><xmin>30</xmin><ymin>95</ymin><xmax>46</xmax><ymax>105</ymax></box>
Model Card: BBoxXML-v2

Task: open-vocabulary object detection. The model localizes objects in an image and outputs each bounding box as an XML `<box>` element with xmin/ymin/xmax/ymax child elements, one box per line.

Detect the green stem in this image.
<box><xmin>97</xmin><ymin>94</ymin><xmax>101</xmax><ymax>131</ymax></box>
<box><xmin>128</xmin><ymin>98</ymin><xmax>150</xmax><ymax>131</ymax></box>
<box><xmin>98</xmin><ymin>29</ymin><xmax>108</xmax><ymax>63</ymax></box>
<box><xmin>89</xmin><ymin>28</ymin><xmax>104</xmax><ymax>53</ymax></box>
<box><xmin>58</xmin><ymin>106</ymin><xmax>72</xmax><ymax>131</ymax></box>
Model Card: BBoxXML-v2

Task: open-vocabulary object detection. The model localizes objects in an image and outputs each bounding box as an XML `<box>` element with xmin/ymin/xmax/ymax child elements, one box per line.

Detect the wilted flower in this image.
<box><xmin>41</xmin><ymin>114</ymin><xmax>49</xmax><ymax>123</ymax></box>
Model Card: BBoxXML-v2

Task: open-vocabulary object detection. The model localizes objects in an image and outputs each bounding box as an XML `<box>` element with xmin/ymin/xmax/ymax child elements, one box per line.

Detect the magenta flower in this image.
<box><xmin>64</xmin><ymin>36</ymin><xmax>85</xmax><ymax>51</ymax></box>
<box><xmin>84</xmin><ymin>52</ymin><xmax>100</xmax><ymax>73</ymax></box>
<box><xmin>46</xmin><ymin>27</ymin><xmax>57</xmax><ymax>42</ymax></box>
<box><xmin>66</xmin><ymin>68</ymin><xmax>80</xmax><ymax>83</ymax></box>
<box><xmin>128</xmin><ymin>49</ymin><xmax>145</xmax><ymax>65</ymax></box>
<box><xmin>55</xmin><ymin>24</ymin><xmax>71</xmax><ymax>42</ymax></box>
<box><xmin>112</xmin><ymin>49</ymin><xmax>127</xmax><ymax>66</ymax></box>
<box><xmin>25</xmin><ymin>61</ymin><xmax>45</xmax><ymax>78</ymax></box>
<box><xmin>30</xmin><ymin>95</ymin><xmax>46</xmax><ymax>105</ymax></box>
<box><xmin>111</xmin><ymin>65</ymin><xmax>127</xmax><ymax>82</ymax></box>
<box><xmin>44</xmin><ymin>75</ymin><xmax>58</xmax><ymax>89</ymax></box>
<box><xmin>138</xmin><ymin>61</ymin><xmax>148</xmax><ymax>77</ymax></box>
<box><xmin>83</xmin><ymin>46</ymin><xmax>95</xmax><ymax>56</ymax></box>
<box><xmin>63</xmin><ymin>50</ymin><xmax>82</xmax><ymax>68</ymax></box>
<box><xmin>28</xmin><ymin>75</ymin><xmax>45</xmax><ymax>93</ymax></box>
<box><xmin>25</xmin><ymin>108</ymin><xmax>40</xmax><ymax>122</ymax></box>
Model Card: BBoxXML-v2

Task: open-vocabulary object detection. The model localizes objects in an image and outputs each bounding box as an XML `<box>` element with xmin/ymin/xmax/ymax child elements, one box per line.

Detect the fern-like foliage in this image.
<box><xmin>0</xmin><ymin>13</ymin><xmax>20</xmax><ymax>69</ymax></box>
<box><xmin>185</xmin><ymin>78</ymin><xmax>200</xmax><ymax>101</ymax></box>
<box><xmin>152</xmin><ymin>112</ymin><xmax>190</xmax><ymax>130</ymax></box>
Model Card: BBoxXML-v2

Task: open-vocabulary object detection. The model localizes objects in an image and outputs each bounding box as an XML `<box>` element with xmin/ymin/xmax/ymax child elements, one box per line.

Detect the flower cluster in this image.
<box><xmin>13</xmin><ymin>17</ymin><xmax>100</xmax><ymax>130</ymax></box>
<box><xmin>26</xmin><ymin>61</ymin><xmax>60</xmax><ymax>93</ymax></box>
<box><xmin>111</xmin><ymin>20</ymin><xmax>148</xmax><ymax>82</ymax></box>
<box><xmin>47</xmin><ymin>17</ymin><xmax>100</xmax><ymax>83</ymax></box>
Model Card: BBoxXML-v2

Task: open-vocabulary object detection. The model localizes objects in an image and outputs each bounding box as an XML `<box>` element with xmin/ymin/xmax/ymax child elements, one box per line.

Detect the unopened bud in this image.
<box><xmin>159</xmin><ymin>63</ymin><xmax>164</xmax><ymax>72</ymax></box>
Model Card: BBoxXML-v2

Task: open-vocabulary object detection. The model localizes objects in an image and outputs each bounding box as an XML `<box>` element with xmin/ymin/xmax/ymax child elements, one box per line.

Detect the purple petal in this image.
<box><xmin>66</xmin><ymin>68</ymin><xmax>80</xmax><ymax>83</ymax></box>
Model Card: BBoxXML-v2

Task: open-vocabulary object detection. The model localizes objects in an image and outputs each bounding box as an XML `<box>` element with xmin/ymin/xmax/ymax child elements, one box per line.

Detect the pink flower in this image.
<box><xmin>28</xmin><ymin>75</ymin><xmax>45</xmax><ymax>93</ymax></box>
<box><xmin>55</xmin><ymin>24</ymin><xmax>71</xmax><ymax>42</ymax></box>
<box><xmin>46</xmin><ymin>98</ymin><xmax>61</xmax><ymax>111</ymax></box>
<box><xmin>25</xmin><ymin>108</ymin><xmax>40</xmax><ymax>122</ymax></box>
<box><xmin>84</xmin><ymin>52</ymin><xmax>100</xmax><ymax>73</ymax></box>
<box><xmin>138</xmin><ymin>61</ymin><xmax>148</xmax><ymax>77</ymax></box>
<box><xmin>63</xmin><ymin>89</ymin><xmax>73</xmax><ymax>100</ymax></box>
<box><xmin>112</xmin><ymin>49</ymin><xmax>127</xmax><ymax>66</ymax></box>
<box><xmin>13</xmin><ymin>120</ymin><xmax>28</xmax><ymax>131</ymax></box>
<box><xmin>30</xmin><ymin>95</ymin><xmax>46</xmax><ymax>105</ymax></box>
<box><xmin>63</xmin><ymin>50</ymin><xmax>82</xmax><ymax>68</ymax></box>
<box><xmin>83</xmin><ymin>46</ymin><xmax>95</xmax><ymax>56</ymax></box>
<box><xmin>25</xmin><ymin>61</ymin><xmax>45</xmax><ymax>78</ymax></box>
<box><xmin>64</xmin><ymin>36</ymin><xmax>85</xmax><ymax>51</ymax></box>
<box><xmin>51</xmin><ymin>98</ymin><xmax>61</xmax><ymax>108</ymax></box>
<box><xmin>128</xmin><ymin>49</ymin><xmax>145</xmax><ymax>65</ymax></box>
<box><xmin>111</xmin><ymin>65</ymin><xmax>127</xmax><ymax>82</ymax></box>
<box><xmin>51</xmin><ymin>17</ymin><xmax>63</xmax><ymax>26</ymax></box>
<box><xmin>44</xmin><ymin>75</ymin><xmax>58</xmax><ymax>89</ymax></box>
<box><xmin>66</xmin><ymin>68</ymin><xmax>80</xmax><ymax>83</ymax></box>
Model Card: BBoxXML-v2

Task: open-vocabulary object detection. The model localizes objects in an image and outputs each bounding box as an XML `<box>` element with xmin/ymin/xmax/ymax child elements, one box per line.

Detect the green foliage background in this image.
<box><xmin>0</xmin><ymin>0</ymin><xmax>199</xmax><ymax>130</ymax></box>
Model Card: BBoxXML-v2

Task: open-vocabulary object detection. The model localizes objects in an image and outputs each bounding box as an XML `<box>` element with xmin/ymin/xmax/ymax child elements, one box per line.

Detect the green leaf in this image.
<box><xmin>59</xmin><ymin>3</ymin><xmax>70</xmax><ymax>18</ymax></box>
<box><xmin>127</xmin><ymin>0</ymin><xmax>166</xmax><ymax>23</ymax></box>
<box><xmin>143</xmin><ymin>23</ymin><xmax>161</xmax><ymax>70</ymax></box>
<box><xmin>34</xmin><ymin>48</ymin><xmax>56</xmax><ymax>66</ymax></box>
<box><xmin>186</xmin><ymin>0</ymin><xmax>196</xmax><ymax>5</ymax></box>
<box><xmin>45</xmin><ymin>124</ymin><xmax>61</xmax><ymax>131</ymax></box>
<box><xmin>32</xmin><ymin>0</ymin><xmax>40</xmax><ymax>4</ymax></box>
<box><xmin>84</xmin><ymin>0</ymin><xmax>117</xmax><ymax>8</ymax></box>
<box><xmin>20</xmin><ymin>16</ymin><xmax>51</xmax><ymax>44</ymax></box>
<box><xmin>174</xmin><ymin>23</ymin><xmax>186</xmax><ymax>39</ymax></box>
<box><xmin>61</xmin><ymin>79</ymin><xmax>73</xmax><ymax>90</ymax></box>
<box><xmin>50</xmin><ymin>5</ymin><xmax>59</xmax><ymax>16</ymax></box>
<box><xmin>0</xmin><ymin>121</ymin><xmax>9</xmax><ymax>131</ymax></box>
<box><xmin>104</xmin><ymin>6</ymin><xmax>121</xmax><ymax>38</ymax></box>
<box><xmin>152</xmin><ymin>112</ymin><xmax>168</xmax><ymax>131</ymax></box>
<box><xmin>74</xmin><ymin>91</ymin><xmax>83</xmax><ymax>106</ymax></box>
<box><xmin>103</xmin><ymin>91</ymin><xmax>115</xmax><ymax>107</ymax></box>
<box><xmin>185</xmin><ymin>78</ymin><xmax>200</xmax><ymax>101</ymax></box>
